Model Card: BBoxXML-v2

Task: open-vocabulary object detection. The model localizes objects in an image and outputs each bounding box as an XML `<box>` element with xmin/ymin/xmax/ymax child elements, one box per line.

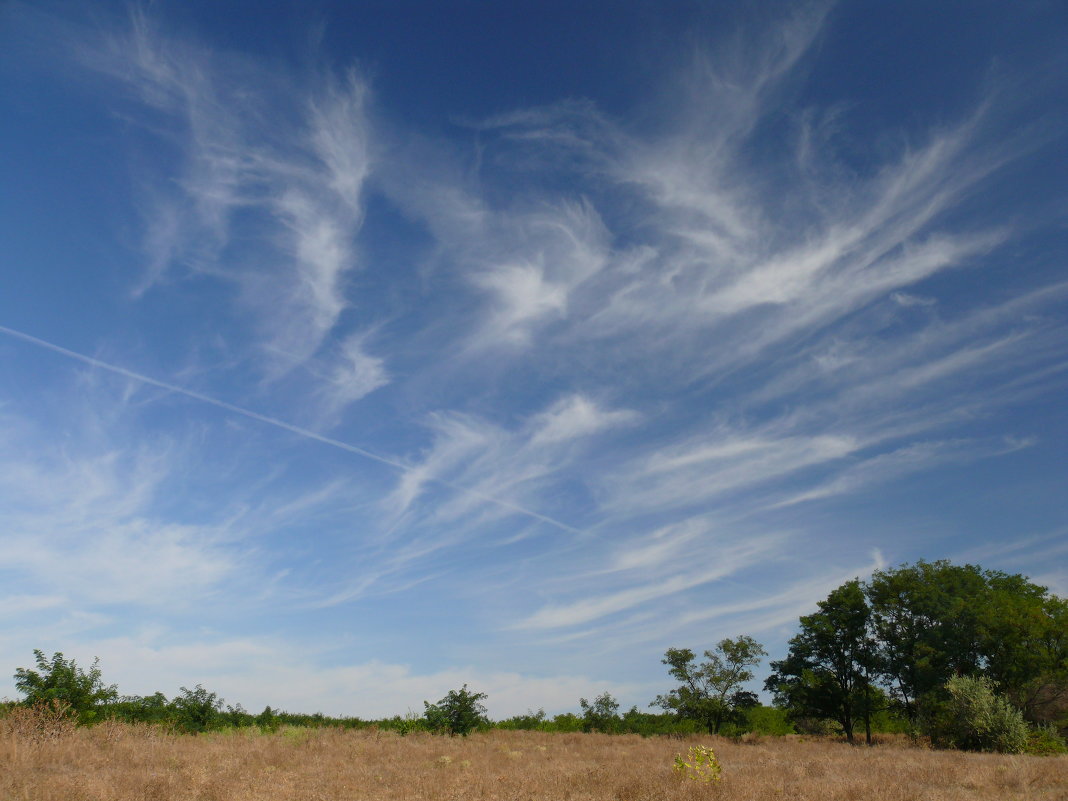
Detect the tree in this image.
<box><xmin>653</xmin><ymin>636</ymin><xmax>766</xmax><ymax>734</ymax></box>
<box><xmin>765</xmin><ymin>580</ymin><xmax>878</xmax><ymax>744</ymax></box>
<box><xmin>13</xmin><ymin>650</ymin><xmax>118</xmax><ymax>725</ymax></box>
<box><xmin>256</xmin><ymin>705</ymin><xmax>280</xmax><ymax>733</ymax></box>
<box><xmin>423</xmin><ymin>684</ymin><xmax>488</xmax><ymax>736</ymax></box>
<box><xmin>579</xmin><ymin>691</ymin><xmax>620</xmax><ymax>733</ymax></box>
<box><xmin>169</xmin><ymin>684</ymin><xmax>224</xmax><ymax>733</ymax></box>
<box><xmin>865</xmin><ymin>560</ymin><xmax>1066</xmax><ymax>723</ymax></box>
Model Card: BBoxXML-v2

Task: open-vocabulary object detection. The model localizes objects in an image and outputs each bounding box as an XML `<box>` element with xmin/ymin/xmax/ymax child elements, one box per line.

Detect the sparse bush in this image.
<box><xmin>0</xmin><ymin>699</ymin><xmax>77</xmax><ymax>742</ymax></box>
<box><xmin>673</xmin><ymin>744</ymin><xmax>722</xmax><ymax>782</ymax></box>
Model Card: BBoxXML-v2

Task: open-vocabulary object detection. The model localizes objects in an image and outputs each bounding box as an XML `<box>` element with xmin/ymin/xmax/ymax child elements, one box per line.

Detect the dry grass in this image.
<box><xmin>2</xmin><ymin>720</ymin><xmax>1066</xmax><ymax>801</ymax></box>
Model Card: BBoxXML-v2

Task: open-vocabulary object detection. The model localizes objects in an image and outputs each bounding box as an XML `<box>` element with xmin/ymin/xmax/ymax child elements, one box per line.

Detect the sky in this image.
<box><xmin>0</xmin><ymin>0</ymin><xmax>1066</xmax><ymax>719</ymax></box>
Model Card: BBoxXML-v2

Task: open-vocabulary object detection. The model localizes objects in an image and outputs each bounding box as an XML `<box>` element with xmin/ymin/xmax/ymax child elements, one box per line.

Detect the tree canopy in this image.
<box><xmin>653</xmin><ymin>636</ymin><xmax>766</xmax><ymax>734</ymax></box>
<box><xmin>13</xmin><ymin>650</ymin><xmax>118</xmax><ymax>725</ymax></box>
<box><xmin>769</xmin><ymin>561</ymin><xmax>1068</xmax><ymax>745</ymax></box>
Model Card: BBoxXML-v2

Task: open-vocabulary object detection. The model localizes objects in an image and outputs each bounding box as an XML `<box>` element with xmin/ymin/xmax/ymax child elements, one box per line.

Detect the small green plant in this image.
<box><xmin>673</xmin><ymin>744</ymin><xmax>722</xmax><ymax>782</ymax></box>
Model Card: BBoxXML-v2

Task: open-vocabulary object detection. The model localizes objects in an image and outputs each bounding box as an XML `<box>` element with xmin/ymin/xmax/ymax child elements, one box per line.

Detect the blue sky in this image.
<box><xmin>1</xmin><ymin>0</ymin><xmax>1066</xmax><ymax>718</ymax></box>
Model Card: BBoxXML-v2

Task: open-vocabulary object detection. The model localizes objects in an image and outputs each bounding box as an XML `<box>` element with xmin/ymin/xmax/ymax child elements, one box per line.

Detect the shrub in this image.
<box><xmin>673</xmin><ymin>745</ymin><xmax>722</xmax><ymax>782</ymax></box>
<box><xmin>170</xmin><ymin>685</ymin><xmax>224</xmax><ymax>734</ymax></box>
<box><xmin>579</xmin><ymin>692</ymin><xmax>620</xmax><ymax>733</ymax></box>
<box><xmin>13</xmin><ymin>650</ymin><xmax>117</xmax><ymax>725</ymax></box>
<box><xmin>256</xmin><ymin>705</ymin><xmax>280</xmax><ymax>733</ymax></box>
<box><xmin>927</xmin><ymin>675</ymin><xmax>1029</xmax><ymax>753</ymax></box>
<box><xmin>1025</xmin><ymin>724</ymin><xmax>1068</xmax><ymax>756</ymax></box>
<box><xmin>423</xmin><ymin>685</ymin><xmax>488</xmax><ymax>736</ymax></box>
<box><xmin>0</xmin><ymin>699</ymin><xmax>78</xmax><ymax>742</ymax></box>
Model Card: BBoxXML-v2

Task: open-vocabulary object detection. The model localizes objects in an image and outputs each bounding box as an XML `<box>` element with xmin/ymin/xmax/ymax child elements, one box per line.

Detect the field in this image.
<box><xmin>3</xmin><ymin>722</ymin><xmax>1067</xmax><ymax>801</ymax></box>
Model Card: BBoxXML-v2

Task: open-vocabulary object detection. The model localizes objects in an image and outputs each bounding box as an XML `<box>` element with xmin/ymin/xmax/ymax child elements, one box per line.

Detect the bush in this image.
<box><xmin>13</xmin><ymin>650</ymin><xmax>118</xmax><ymax>725</ymax></box>
<box><xmin>423</xmin><ymin>685</ymin><xmax>488</xmax><ymax>736</ymax></box>
<box><xmin>579</xmin><ymin>692</ymin><xmax>620</xmax><ymax>733</ymax></box>
<box><xmin>0</xmin><ymin>699</ymin><xmax>77</xmax><ymax>742</ymax></box>
<box><xmin>673</xmin><ymin>745</ymin><xmax>722</xmax><ymax>783</ymax></box>
<box><xmin>927</xmin><ymin>675</ymin><xmax>1029</xmax><ymax>753</ymax></box>
<box><xmin>170</xmin><ymin>685</ymin><xmax>224</xmax><ymax>734</ymax></box>
<box><xmin>1025</xmin><ymin>724</ymin><xmax>1068</xmax><ymax>756</ymax></box>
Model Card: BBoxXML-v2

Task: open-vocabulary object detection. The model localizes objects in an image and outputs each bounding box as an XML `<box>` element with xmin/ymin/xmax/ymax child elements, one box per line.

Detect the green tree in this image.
<box><xmin>256</xmin><ymin>705</ymin><xmax>280</xmax><ymax>733</ymax></box>
<box><xmin>766</xmin><ymin>580</ymin><xmax>878</xmax><ymax>744</ymax></box>
<box><xmin>579</xmin><ymin>691</ymin><xmax>620</xmax><ymax>733</ymax></box>
<box><xmin>13</xmin><ymin>650</ymin><xmax>118</xmax><ymax>725</ymax></box>
<box><xmin>169</xmin><ymin>684</ymin><xmax>224</xmax><ymax>733</ymax></box>
<box><xmin>423</xmin><ymin>684</ymin><xmax>488</xmax><ymax>736</ymax></box>
<box><xmin>653</xmin><ymin>636</ymin><xmax>766</xmax><ymax>734</ymax></box>
<box><xmin>866</xmin><ymin>561</ymin><xmax>1066</xmax><ymax>723</ymax></box>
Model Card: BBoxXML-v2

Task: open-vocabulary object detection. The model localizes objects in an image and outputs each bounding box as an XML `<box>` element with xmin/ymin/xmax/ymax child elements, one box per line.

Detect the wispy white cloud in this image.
<box><xmin>0</xmin><ymin>421</ymin><xmax>239</xmax><ymax>608</ymax></box>
<box><xmin>78</xmin><ymin>10</ymin><xmax>380</xmax><ymax>398</ymax></box>
<box><xmin>772</xmin><ymin>437</ymin><xmax>1036</xmax><ymax>508</ymax></box>
<box><xmin>516</xmin><ymin>533</ymin><xmax>784</xmax><ymax>630</ymax></box>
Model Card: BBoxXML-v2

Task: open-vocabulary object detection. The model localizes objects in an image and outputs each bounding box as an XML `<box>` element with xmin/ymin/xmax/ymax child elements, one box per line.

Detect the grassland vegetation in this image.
<box><xmin>2</xmin><ymin>713</ymin><xmax>1065</xmax><ymax>801</ymax></box>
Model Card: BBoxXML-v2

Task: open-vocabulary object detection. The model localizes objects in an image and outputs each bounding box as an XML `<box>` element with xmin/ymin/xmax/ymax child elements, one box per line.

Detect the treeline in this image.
<box><xmin>4</xmin><ymin>561</ymin><xmax>1066</xmax><ymax>755</ymax></box>
<box><xmin>1</xmin><ymin>660</ymin><xmax>809</xmax><ymax>738</ymax></box>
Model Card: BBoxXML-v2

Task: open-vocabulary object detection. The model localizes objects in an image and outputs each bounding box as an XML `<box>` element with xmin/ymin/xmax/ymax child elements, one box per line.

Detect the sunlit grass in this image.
<box><xmin>2</xmin><ymin>720</ymin><xmax>1065</xmax><ymax>800</ymax></box>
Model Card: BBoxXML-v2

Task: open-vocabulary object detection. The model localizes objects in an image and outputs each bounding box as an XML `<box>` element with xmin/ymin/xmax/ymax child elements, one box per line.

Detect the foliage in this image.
<box><xmin>13</xmin><ymin>650</ymin><xmax>118</xmax><ymax>725</ymax></box>
<box><xmin>256</xmin><ymin>705</ymin><xmax>280</xmax><ymax>733</ymax></box>
<box><xmin>653</xmin><ymin>636</ymin><xmax>766</xmax><ymax>734</ymax></box>
<box><xmin>672</xmin><ymin>745</ymin><xmax>722</xmax><ymax>782</ymax></box>
<box><xmin>496</xmin><ymin>708</ymin><xmax>548</xmax><ymax>730</ymax></box>
<box><xmin>579</xmin><ymin>691</ymin><xmax>620</xmax><ymax>733</ymax></box>
<box><xmin>170</xmin><ymin>685</ymin><xmax>224</xmax><ymax>734</ymax></box>
<box><xmin>108</xmin><ymin>692</ymin><xmax>171</xmax><ymax>725</ymax></box>
<box><xmin>423</xmin><ymin>685</ymin><xmax>488</xmax><ymax>736</ymax></box>
<box><xmin>731</xmin><ymin>704</ymin><xmax>795</xmax><ymax>736</ymax></box>
<box><xmin>766</xmin><ymin>580</ymin><xmax>878</xmax><ymax>744</ymax></box>
<box><xmin>925</xmin><ymin>675</ymin><xmax>1029</xmax><ymax>753</ymax></box>
<box><xmin>771</xmin><ymin>561</ymin><xmax>1068</xmax><ymax>747</ymax></box>
<box><xmin>866</xmin><ymin>561</ymin><xmax>1066</xmax><ymax>722</ymax></box>
<box><xmin>1025</xmin><ymin>724</ymin><xmax>1068</xmax><ymax>756</ymax></box>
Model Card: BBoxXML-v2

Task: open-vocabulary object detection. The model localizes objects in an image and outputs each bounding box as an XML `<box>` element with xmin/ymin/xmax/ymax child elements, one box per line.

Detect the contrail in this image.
<box><xmin>0</xmin><ymin>324</ymin><xmax>584</xmax><ymax>535</ymax></box>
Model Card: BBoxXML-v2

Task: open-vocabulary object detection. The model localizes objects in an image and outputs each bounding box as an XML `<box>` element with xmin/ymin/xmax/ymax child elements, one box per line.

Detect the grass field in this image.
<box><xmin>3</xmin><ymin>722</ymin><xmax>1067</xmax><ymax>801</ymax></box>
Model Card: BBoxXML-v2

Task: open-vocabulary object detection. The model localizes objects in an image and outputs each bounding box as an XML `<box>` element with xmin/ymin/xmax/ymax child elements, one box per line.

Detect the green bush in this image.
<box><xmin>423</xmin><ymin>685</ymin><xmax>488</xmax><ymax>736</ymax></box>
<box><xmin>13</xmin><ymin>651</ymin><xmax>118</xmax><ymax>725</ymax></box>
<box><xmin>927</xmin><ymin>675</ymin><xmax>1029</xmax><ymax>753</ymax></box>
<box><xmin>170</xmin><ymin>685</ymin><xmax>224</xmax><ymax>734</ymax></box>
<box><xmin>1025</xmin><ymin>724</ymin><xmax>1068</xmax><ymax>756</ymax></box>
<box><xmin>579</xmin><ymin>692</ymin><xmax>620</xmax><ymax>733</ymax></box>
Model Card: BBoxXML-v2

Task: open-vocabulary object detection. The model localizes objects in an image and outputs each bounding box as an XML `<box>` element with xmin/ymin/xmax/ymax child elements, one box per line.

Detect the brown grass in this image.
<box><xmin>2</xmin><ymin>721</ymin><xmax>1066</xmax><ymax>801</ymax></box>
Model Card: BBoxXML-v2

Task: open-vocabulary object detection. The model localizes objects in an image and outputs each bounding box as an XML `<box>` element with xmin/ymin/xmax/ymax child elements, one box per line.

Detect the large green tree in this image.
<box><xmin>14</xmin><ymin>650</ymin><xmax>118</xmax><ymax>725</ymax></box>
<box><xmin>653</xmin><ymin>636</ymin><xmax>766</xmax><ymax>735</ymax></box>
<box><xmin>765</xmin><ymin>580</ymin><xmax>877</xmax><ymax>744</ymax></box>
<box><xmin>866</xmin><ymin>560</ymin><xmax>1066</xmax><ymax>722</ymax></box>
<box><xmin>773</xmin><ymin>561</ymin><xmax>1068</xmax><ymax>737</ymax></box>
